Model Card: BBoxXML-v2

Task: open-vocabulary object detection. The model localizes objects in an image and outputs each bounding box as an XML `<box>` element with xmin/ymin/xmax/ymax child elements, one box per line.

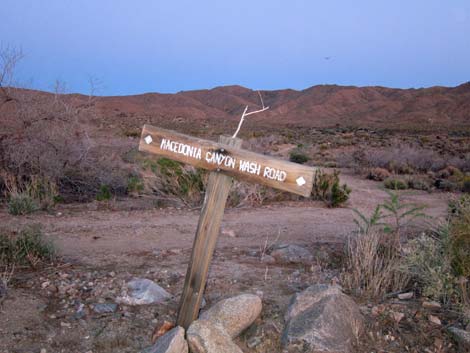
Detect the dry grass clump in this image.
<box><xmin>2</xmin><ymin>172</ymin><xmax>59</xmax><ymax>215</ymax></box>
<box><xmin>342</xmin><ymin>192</ymin><xmax>426</xmax><ymax>299</ymax></box>
<box><xmin>1</xmin><ymin>225</ymin><xmax>55</xmax><ymax>298</ymax></box>
<box><xmin>344</xmin><ymin>192</ymin><xmax>470</xmax><ymax>308</ymax></box>
<box><xmin>342</xmin><ymin>230</ymin><xmax>410</xmax><ymax>299</ymax></box>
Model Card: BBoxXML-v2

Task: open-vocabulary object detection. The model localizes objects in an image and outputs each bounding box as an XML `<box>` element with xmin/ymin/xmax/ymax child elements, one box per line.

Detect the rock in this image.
<box><xmin>199</xmin><ymin>294</ymin><xmax>262</xmax><ymax>338</ymax></box>
<box><xmin>221</xmin><ymin>229</ymin><xmax>236</xmax><ymax>238</ymax></box>
<box><xmin>282</xmin><ymin>284</ymin><xmax>364</xmax><ymax>353</ymax></box>
<box><xmin>422</xmin><ymin>300</ymin><xmax>441</xmax><ymax>309</ymax></box>
<box><xmin>93</xmin><ymin>303</ymin><xmax>118</xmax><ymax>314</ymax></box>
<box><xmin>116</xmin><ymin>278</ymin><xmax>171</xmax><ymax>305</ymax></box>
<box><xmin>142</xmin><ymin>326</ymin><xmax>188</xmax><ymax>353</ymax></box>
<box><xmin>448</xmin><ymin>327</ymin><xmax>470</xmax><ymax>352</ymax></box>
<box><xmin>390</xmin><ymin>311</ymin><xmax>405</xmax><ymax>323</ymax></box>
<box><xmin>60</xmin><ymin>322</ymin><xmax>71</xmax><ymax>328</ymax></box>
<box><xmin>270</xmin><ymin>244</ymin><xmax>313</xmax><ymax>265</ymax></box>
<box><xmin>187</xmin><ymin>319</ymin><xmax>242</xmax><ymax>353</ymax></box>
<box><xmin>260</xmin><ymin>254</ymin><xmax>275</xmax><ymax>264</ymax></box>
<box><xmin>428</xmin><ymin>315</ymin><xmax>441</xmax><ymax>325</ymax></box>
<box><xmin>371</xmin><ymin>305</ymin><xmax>385</xmax><ymax>316</ymax></box>
<box><xmin>398</xmin><ymin>292</ymin><xmax>413</xmax><ymax>300</ymax></box>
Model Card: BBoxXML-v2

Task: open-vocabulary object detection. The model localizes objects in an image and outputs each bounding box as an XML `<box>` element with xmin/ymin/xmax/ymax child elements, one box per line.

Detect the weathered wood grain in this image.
<box><xmin>176</xmin><ymin>136</ymin><xmax>242</xmax><ymax>329</ymax></box>
<box><xmin>138</xmin><ymin>124</ymin><xmax>315</xmax><ymax>197</ymax></box>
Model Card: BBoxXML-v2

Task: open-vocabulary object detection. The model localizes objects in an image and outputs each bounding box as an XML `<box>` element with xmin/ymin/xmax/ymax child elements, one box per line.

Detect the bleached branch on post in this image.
<box><xmin>232</xmin><ymin>90</ymin><xmax>269</xmax><ymax>138</ymax></box>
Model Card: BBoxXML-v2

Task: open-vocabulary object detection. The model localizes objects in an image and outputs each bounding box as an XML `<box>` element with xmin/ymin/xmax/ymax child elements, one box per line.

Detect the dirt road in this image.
<box><xmin>0</xmin><ymin>174</ymin><xmax>450</xmax><ymax>266</ymax></box>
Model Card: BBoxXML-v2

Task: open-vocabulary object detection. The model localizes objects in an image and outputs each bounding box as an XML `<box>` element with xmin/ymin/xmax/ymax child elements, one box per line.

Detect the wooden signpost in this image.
<box><xmin>138</xmin><ymin>124</ymin><xmax>315</xmax><ymax>329</ymax></box>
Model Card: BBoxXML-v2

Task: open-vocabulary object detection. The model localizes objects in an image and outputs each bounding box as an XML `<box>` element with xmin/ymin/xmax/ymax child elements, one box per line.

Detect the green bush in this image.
<box><xmin>96</xmin><ymin>184</ymin><xmax>112</xmax><ymax>201</ymax></box>
<box><xmin>383</xmin><ymin>177</ymin><xmax>408</xmax><ymax>190</ymax></box>
<box><xmin>312</xmin><ymin>169</ymin><xmax>351</xmax><ymax>207</ymax></box>
<box><xmin>156</xmin><ymin>158</ymin><xmax>205</xmax><ymax>206</ymax></box>
<box><xmin>448</xmin><ymin>195</ymin><xmax>470</xmax><ymax>277</ymax></box>
<box><xmin>404</xmin><ymin>231</ymin><xmax>457</xmax><ymax>304</ymax></box>
<box><xmin>7</xmin><ymin>192</ymin><xmax>39</xmax><ymax>215</ymax></box>
<box><xmin>5</xmin><ymin>174</ymin><xmax>59</xmax><ymax>215</ymax></box>
<box><xmin>407</xmin><ymin>176</ymin><xmax>433</xmax><ymax>191</ymax></box>
<box><xmin>402</xmin><ymin>196</ymin><xmax>470</xmax><ymax>305</ymax></box>
<box><xmin>0</xmin><ymin>226</ymin><xmax>55</xmax><ymax>268</ymax></box>
<box><xmin>127</xmin><ymin>175</ymin><xmax>144</xmax><ymax>194</ymax></box>
<box><xmin>289</xmin><ymin>150</ymin><xmax>310</xmax><ymax>164</ymax></box>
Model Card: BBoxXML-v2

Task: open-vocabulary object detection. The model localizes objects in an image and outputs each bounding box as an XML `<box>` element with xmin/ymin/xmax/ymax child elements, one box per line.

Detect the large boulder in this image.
<box><xmin>116</xmin><ymin>278</ymin><xmax>171</xmax><ymax>306</ymax></box>
<box><xmin>270</xmin><ymin>244</ymin><xmax>313</xmax><ymax>265</ymax></box>
<box><xmin>282</xmin><ymin>284</ymin><xmax>364</xmax><ymax>353</ymax></box>
<box><xmin>141</xmin><ymin>326</ymin><xmax>188</xmax><ymax>353</ymax></box>
<box><xmin>187</xmin><ymin>319</ymin><xmax>243</xmax><ymax>353</ymax></box>
<box><xmin>199</xmin><ymin>294</ymin><xmax>262</xmax><ymax>338</ymax></box>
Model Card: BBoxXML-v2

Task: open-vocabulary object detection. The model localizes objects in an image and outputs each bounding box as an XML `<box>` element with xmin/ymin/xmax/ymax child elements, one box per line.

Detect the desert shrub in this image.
<box><xmin>3</xmin><ymin>173</ymin><xmax>58</xmax><ymax>214</ymax></box>
<box><xmin>402</xmin><ymin>197</ymin><xmax>469</xmax><ymax>305</ymax></box>
<box><xmin>0</xmin><ymin>77</ymin><xmax>127</xmax><ymax>202</ymax></box>
<box><xmin>380</xmin><ymin>190</ymin><xmax>426</xmax><ymax>240</ymax></box>
<box><xmin>289</xmin><ymin>149</ymin><xmax>310</xmax><ymax>164</ymax></box>
<box><xmin>383</xmin><ymin>177</ymin><xmax>408</xmax><ymax>190</ymax></box>
<box><xmin>311</xmin><ymin>169</ymin><xmax>351</xmax><ymax>207</ymax></box>
<box><xmin>127</xmin><ymin>175</ymin><xmax>144</xmax><ymax>195</ymax></box>
<box><xmin>122</xmin><ymin>127</ymin><xmax>141</xmax><ymax>138</ymax></box>
<box><xmin>0</xmin><ymin>225</ymin><xmax>55</xmax><ymax>268</ymax></box>
<box><xmin>436</xmin><ymin>179</ymin><xmax>460</xmax><ymax>192</ymax></box>
<box><xmin>365</xmin><ymin>146</ymin><xmax>446</xmax><ymax>174</ymax></box>
<box><xmin>148</xmin><ymin>158</ymin><xmax>205</xmax><ymax>207</ymax></box>
<box><xmin>96</xmin><ymin>184</ymin><xmax>112</xmax><ymax>201</ymax></box>
<box><xmin>367</xmin><ymin>167</ymin><xmax>391</xmax><ymax>181</ymax></box>
<box><xmin>403</xmin><ymin>230</ymin><xmax>457</xmax><ymax>304</ymax></box>
<box><xmin>342</xmin><ymin>229</ymin><xmax>410</xmax><ymax>299</ymax></box>
<box><xmin>448</xmin><ymin>196</ymin><xmax>470</xmax><ymax>277</ymax></box>
<box><xmin>407</xmin><ymin>176</ymin><xmax>433</xmax><ymax>191</ymax></box>
<box><xmin>437</xmin><ymin>166</ymin><xmax>463</xmax><ymax>179</ymax></box>
<box><xmin>7</xmin><ymin>192</ymin><xmax>39</xmax><ymax>215</ymax></box>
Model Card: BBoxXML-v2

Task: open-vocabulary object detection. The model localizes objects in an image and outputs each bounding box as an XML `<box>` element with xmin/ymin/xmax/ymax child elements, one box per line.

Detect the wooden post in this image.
<box><xmin>176</xmin><ymin>135</ymin><xmax>243</xmax><ymax>329</ymax></box>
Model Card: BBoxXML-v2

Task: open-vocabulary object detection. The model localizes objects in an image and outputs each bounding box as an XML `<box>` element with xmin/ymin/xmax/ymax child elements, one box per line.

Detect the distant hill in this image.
<box><xmin>96</xmin><ymin>83</ymin><xmax>470</xmax><ymax>131</ymax></box>
<box><xmin>3</xmin><ymin>83</ymin><xmax>470</xmax><ymax>134</ymax></box>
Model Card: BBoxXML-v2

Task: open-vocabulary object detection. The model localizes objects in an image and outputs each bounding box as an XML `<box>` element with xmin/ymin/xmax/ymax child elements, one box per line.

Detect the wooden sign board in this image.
<box><xmin>138</xmin><ymin>124</ymin><xmax>316</xmax><ymax>330</ymax></box>
<box><xmin>138</xmin><ymin>124</ymin><xmax>314</xmax><ymax>197</ymax></box>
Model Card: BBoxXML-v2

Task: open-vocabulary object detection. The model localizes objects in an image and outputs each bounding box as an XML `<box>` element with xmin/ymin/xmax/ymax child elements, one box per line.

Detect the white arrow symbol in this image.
<box><xmin>144</xmin><ymin>135</ymin><xmax>153</xmax><ymax>144</ymax></box>
<box><xmin>296</xmin><ymin>176</ymin><xmax>306</xmax><ymax>186</ymax></box>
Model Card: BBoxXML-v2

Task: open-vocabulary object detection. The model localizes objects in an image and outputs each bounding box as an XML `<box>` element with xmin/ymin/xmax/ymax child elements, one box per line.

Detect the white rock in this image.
<box><xmin>187</xmin><ymin>319</ymin><xmax>242</xmax><ymax>353</ymax></box>
<box><xmin>116</xmin><ymin>278</ymin><xmax>171</xmax><ymax>305</ymax></box>
<box><xmin>199</xmin><ymin>294</ymin><xmax>262</xmax><ymax>339</ymax></box>
<box><xmin>397</xmin><ymin>292</ymin><xmax>413</xmax><ymax>300</ymax></box>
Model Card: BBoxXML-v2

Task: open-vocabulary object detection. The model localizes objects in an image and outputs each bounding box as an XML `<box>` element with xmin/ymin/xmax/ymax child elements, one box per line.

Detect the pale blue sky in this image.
<box><xmin>1</xmin><ymin>0</ymin><xmax>469</xmax><ymax>95</ymax></box>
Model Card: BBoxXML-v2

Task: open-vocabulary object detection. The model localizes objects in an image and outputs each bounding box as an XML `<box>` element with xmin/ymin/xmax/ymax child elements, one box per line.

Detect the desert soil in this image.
<box><xmin>0</xmin><ymin>173</ymin><xmax>454</xmax><ymax>353</ymax></box>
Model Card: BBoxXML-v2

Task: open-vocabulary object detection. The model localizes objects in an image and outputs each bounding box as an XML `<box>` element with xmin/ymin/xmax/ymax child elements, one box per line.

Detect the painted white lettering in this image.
<box><xmin>160</xmin><ymin>138</ymin><xmax>202</xmax><ymax>160</ymax></box>
<box><xmin>263</xmin><ymin>167</ymin><xmax>287</xmax><ymax>182</ymax></box>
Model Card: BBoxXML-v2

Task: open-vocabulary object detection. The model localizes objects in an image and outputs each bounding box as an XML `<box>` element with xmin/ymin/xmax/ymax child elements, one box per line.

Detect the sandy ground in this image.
<box><xmin>0</xmin><ymin>174</ymin><xmax>450</xmax><ymax>267</ymax></box>
<box><xmin>0</xmin><ymin>174</ymin><xmax>454</xmax><ymax>353</ymax></box>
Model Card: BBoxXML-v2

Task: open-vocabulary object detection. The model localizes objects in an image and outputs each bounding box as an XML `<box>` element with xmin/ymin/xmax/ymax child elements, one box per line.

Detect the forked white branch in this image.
<box><xmin>232</xmin><ymin>91</ymin><xmax>269</xmax><ymax>138</ymax></box>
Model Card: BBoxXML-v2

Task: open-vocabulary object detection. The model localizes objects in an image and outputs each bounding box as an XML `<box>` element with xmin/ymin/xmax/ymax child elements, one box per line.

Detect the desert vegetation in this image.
<box><xmin>2</xmin><ymin>45</ymin><xmax>470</xmax><ymax>353</ymax></box>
